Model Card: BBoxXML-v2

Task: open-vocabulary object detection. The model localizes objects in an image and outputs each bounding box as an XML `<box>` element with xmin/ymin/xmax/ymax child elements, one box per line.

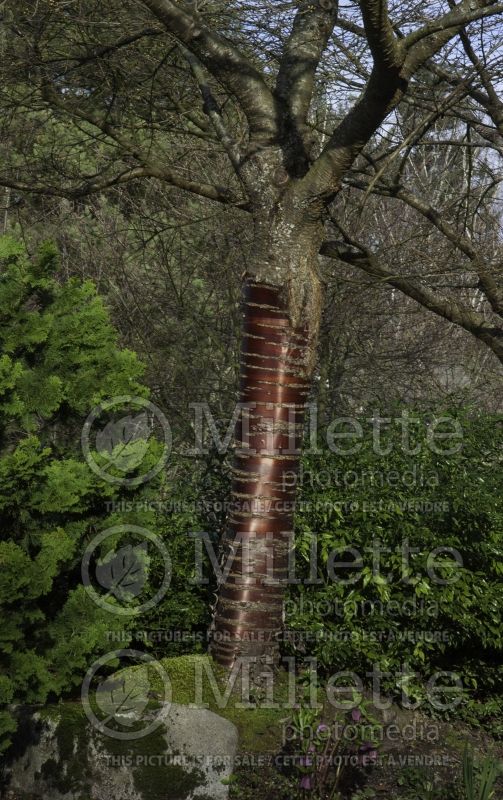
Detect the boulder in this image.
<box><xmin>2</xmin><ymin>701</ymin><xmax>238</xmax><ymax>800</ymax></box>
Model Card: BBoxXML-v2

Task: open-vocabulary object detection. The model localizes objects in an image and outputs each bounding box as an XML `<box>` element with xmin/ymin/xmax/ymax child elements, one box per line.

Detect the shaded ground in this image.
<box><xmin>2</xmin><ymin>656</ymin><xmax>502</xmax><ymax>800</ymax></box>
<box><xmin>227</xmin><ymin>708</ymin><xmax>503</xmax><ymax>800</ymax></box>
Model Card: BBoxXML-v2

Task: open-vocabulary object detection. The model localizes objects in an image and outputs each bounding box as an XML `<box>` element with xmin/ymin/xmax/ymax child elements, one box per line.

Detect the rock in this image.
<box><xmin>2</xmin><ymin>701</ymin><xmax>238</xmax><ymax>800</ymax></box>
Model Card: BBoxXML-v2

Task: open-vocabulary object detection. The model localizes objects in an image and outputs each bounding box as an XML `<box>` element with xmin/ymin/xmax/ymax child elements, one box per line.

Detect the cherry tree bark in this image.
<box><xmin>210</xmin><ymin>280</ymin><xmax>310</xmax><ymax>666</ymax></box>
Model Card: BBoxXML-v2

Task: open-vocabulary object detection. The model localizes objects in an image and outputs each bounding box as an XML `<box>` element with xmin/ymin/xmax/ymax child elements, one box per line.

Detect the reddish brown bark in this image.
<box><xmin>210</xmin><ymin>279</ymin><xmax>310</xmax><ymax>668</ymax></box>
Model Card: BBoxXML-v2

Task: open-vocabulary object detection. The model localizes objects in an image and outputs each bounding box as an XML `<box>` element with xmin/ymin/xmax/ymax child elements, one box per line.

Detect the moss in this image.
<box><xmin>118</xmin><ymin>654</ymin><xmax>293</xmax><ymax>754</ymax></box>
<box><xmin>35</xmin><ymin>703</ymin><xmax>92</xmax><ymax>795</ymax></box>
<box><xmin>35</xmin><ymin>704</ymin><xmax>209</xmax><ymax>799</ymax></box>
<box><xmin>95</xmin><ymin>718</ymin><xmax>167</xmax><ymax>759</ymax></box>
<box><xmin>38</xmin><ymin>756</ymin><xmax>60</xmax><ymax>783</ymax></box>
<box><xmin>133</xmin><ymin>759</ymin><xmax>204</xmax><ymax>800</ymax></box>
<box><xmin>96</xmin><ymin>715</ymin><xmax>206</xmax><ymax>800</ymax></box>
<box><xmin>54</xmin><ymin>703</ymin><xmax>89</xmax><ymax>764</ymax></box>
<box><xmin>29</xmin><ymin>654</ymin><xmax>298</xmax><ymax>799</ymax></box>
<box><xmin>443</xmin><ymin>725</ymin><xmax>500</xmax><ymax>760</ymax></box>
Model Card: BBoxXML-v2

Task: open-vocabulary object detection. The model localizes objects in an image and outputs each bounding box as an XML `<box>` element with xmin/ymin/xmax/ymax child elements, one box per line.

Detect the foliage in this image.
<box><xmin>462</xmin><ymin>747</ymin><xmax>502</xmax><ymax>800</ymax></box>
<box><xmin>135</xmin><ymin>459</ymin><xmax>218</xmax><ymax>658</ymax></box>
<box><xmin>0</xmin><ymin>236</ymin><xmax>162</xmax><ymax>753</ymax></box>
<box><xmin>286</xmin><ymin>687</ymin><xmax>381</xmax><ymax>795</ymax></box>
<box><xmin>1</xmin><ymin>252</ymin><xmax>501</xmax><ymax>761</ymax></box>
<box><xmin>396</xmin><ymin>766</ymin><xmax>459</xmax><ymax>799</ymax></box>
<box><xmin>2</xmin><ymin>0</ymin><xmax>503</xmax><ymax>417</ymax></box>
<box><xmin>287</xmin><ymin>410</ymin><xmax>503</xmax><ymax>727</ymax></box>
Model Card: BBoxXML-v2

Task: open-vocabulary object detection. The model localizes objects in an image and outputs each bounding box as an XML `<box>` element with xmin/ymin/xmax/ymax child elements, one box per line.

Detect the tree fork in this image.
<box><xmin>210</xmin><ymin>279</ymin><xmax>311</xmax><ymax>668</ymax></box>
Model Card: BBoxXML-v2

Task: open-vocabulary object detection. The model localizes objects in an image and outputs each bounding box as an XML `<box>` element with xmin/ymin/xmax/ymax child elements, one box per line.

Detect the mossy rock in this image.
<box><xmin>2</xmin><ymin>654</ymin><xmax>300</xmax><ymax>799</ymax></box>
<box><xmin>2</xmin><ymin>656</ymin><xmax>245</xmax><ymax>800</ymax></box>
<box><xmin>106</xmin><ymin>653</ymin><xmax>293</xmax><ymax>754</ymax></box>
<box><xmin>145</xmin><ymin>654</ymin><xmax>293</xmax><ymax>754</ymax></box>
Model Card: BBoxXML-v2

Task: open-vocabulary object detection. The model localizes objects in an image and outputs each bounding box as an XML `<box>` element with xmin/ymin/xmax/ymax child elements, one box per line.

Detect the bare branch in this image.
<box><xmin>391</xmin><ymin>187</ymin><xmax>503</xmax><ymax>318</ymax></box>
<box><xmin>299</xmin><ymin>69</ymin><xmax>406</xmax><ymax>205</ymax></box>
<box><xmin>180</xmin><ymin>46</ymin><xmax>243</xmax><ymax>172</ymax></box>
<box><xmin>359</xmin><ymin>0</ymin><xmax>401</xmax><ymax>71</ymax></box>
<box><xmin>48</xmin><ymin>28</ymin><xmax>165</xmax><ymax>70</ymax></box>
<box><xmin>451</xmin><ymin>18</ymin><xmax>503</xmax><ymax>133</ymax></box>
<box><xmin>30</xmin><ymin>79</ymin><xmax>247</xmax><ymax>207</ymax></box>
<box><xmin>0</xmin><ymin>166</ymin><xmax>246</xmax><ymax>207</ymax></box>
<box><xmin>275</xmin><ymin>0</ymin><xmax>339</xmax><ymax>172</ymax></box>
<box><xmin>320</xmin><ymin>234</ymin><xmax>503</xmax><ymax>363</ymax></box>
<box><xmin>427</xmin><ymin>61</ymin><xmax>503</xmax><ymax>137</ymax></box>
<box><xmin>341</xmin><ymin>166</ymin><xmax>503</xmax><ymax>319</ymax></box>
<box><xmin>140</xmin><ymin>0</ymin><xmax>278</xmax><ymax>147</ymax></box>
<box><xmin>404</xmin><ymin>1</ymin><xmax>503</xmax><ymax>75</ymax></box>
<box><xmin>298</xmin><ymin>0</ymin><xmax>503</xmax><ymax>205</ymax></box>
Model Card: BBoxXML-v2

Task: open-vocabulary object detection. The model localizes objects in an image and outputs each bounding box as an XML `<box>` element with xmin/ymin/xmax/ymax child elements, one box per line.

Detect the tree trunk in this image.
<box><xmin>210</xmin><ymin>278</ymin><xmax>311</xmax><ymax>668</ymax></box>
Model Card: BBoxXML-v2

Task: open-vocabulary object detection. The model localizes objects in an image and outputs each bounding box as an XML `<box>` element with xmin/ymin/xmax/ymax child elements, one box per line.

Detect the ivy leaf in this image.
<box><xmin>95</xmin><ymin>412</ymin><xmax>150</xmax><ymax>471</ymax></box>
<box><xmin>95</xmin><ymin>542</ymin><xmax>149</xmax><ymax>601</ymax></box>
<box><xmin>95</xmin><ymin>676</ymin><xmax>149</xmax><ymax>727</ymax></box>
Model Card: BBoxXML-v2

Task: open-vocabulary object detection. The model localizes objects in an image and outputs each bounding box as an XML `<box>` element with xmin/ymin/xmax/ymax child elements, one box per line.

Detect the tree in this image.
<box><xmin>0</xmin><ymin>0</ymin><xmax>502</xmax><ymax>668</ymax></box>
<box><xmin>0</xmin><ymin>236</ymin><xmax>161</xmax><ymax>751</ymax></box>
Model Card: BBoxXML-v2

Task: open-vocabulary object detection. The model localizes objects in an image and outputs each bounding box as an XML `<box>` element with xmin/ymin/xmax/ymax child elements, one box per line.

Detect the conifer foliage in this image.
<box><xmin>0</xmin><ymin>236</ymin><xmax>156</xmax><ymax>751</ymax></box>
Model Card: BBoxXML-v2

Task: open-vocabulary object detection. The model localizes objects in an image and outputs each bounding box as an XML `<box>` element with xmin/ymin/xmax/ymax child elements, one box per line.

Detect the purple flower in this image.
<box><xmin>351</xmin><ymin>708</ymin><xmax>362</xmax><ymax>722</ymax></box>
<box><xmin>359</xmin><ymin>742</ymin><xmax>378</xmax><ymax>765</ymax></box>
<box><xmin>300</xmin><ymin>775</ymin><xmax>312</xmax><ymax>790</ymax></box>
<box><xmin>316</xmin><ymin>723</ymin><xmax>329</xmax><ymax>733</ymax></box>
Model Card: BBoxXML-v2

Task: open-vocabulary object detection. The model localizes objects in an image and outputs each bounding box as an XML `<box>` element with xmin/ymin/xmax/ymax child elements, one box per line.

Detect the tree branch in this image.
<box><xmin>275</xmin><ymin>0</ymin><xmax>339</xmax><ymax>172</ymax></box>
<box><xmin>447</xmin><ymin>13</ymin><xmax>503</xmax><ymax>134</ymax></box>
<box><xmin>320</xmin><ymin>235</ymin><xmax>503</xmax><ymax>363</ymax></box>
<box><xmin>140</xmin><ymin>0</ymin><xmax>278</xmax><ymax>147</ymax></box>
<box><xmin>0</xmin><ymin>166</ymin><xmax>246</xmax><ymax>207</ymax></box>
<box><xmin>298</xmin><ymin>0</ymin><xmax>503</xmax><ymax>205</ymax></box>
<box><xmin>391</xmin><ymin>187</ymin><xmax>503</xmax><ymax>318</ymax></box>
<box><xmin>32</xmin><ymin>79</ymin><xmax>247</xmax><ymax>207</ymax></box>
<box><xmin>359</xmin><ymin>0</ymin><xmax>401</xmax><ymax>71</ymax></box>
<box><xmin>297</xmin><ymin>2</ymin><xmax>406</xmax><ymax>203</ymax></box>
<box><xmin>403</xmin><ymin>0</ymin><xmax>503</xmax><ymax>76</ymax></box>
<box><xmin>180</xmin><ymin>46</ymin><xmax>243</xmax><ymax>172</ymax></box>
<box><xmin>341</xmin><ymin>168</ymin><xmax>503</xmax><ymax>318</ymax></box>
<box><xmin>427</xmin><ymin>61</ymin><xmax>503</xmax><ymax>138</ymax></box>
<box><xmin>48</xmin><ymin>28</ymin><xmax>165</xmax><ymax>70</ymax></box>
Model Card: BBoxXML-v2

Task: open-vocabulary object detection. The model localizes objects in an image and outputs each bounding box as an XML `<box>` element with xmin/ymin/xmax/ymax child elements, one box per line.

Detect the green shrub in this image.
<box><xmin>287</xmin><ymin>410</ymin><xmax>502</xmax><ymax>726</ymax></box>
<box><xmin>0</xmin><ymin>237</ymin><xmax>166</xmax><ymax>752</ymax></box>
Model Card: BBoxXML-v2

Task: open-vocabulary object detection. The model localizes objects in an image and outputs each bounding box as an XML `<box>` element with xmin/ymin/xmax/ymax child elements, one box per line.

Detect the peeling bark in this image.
<box><xmin>210</xmin><ymin>280</ymin><xmax>311</xmax><ymax>668</ymax></box>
